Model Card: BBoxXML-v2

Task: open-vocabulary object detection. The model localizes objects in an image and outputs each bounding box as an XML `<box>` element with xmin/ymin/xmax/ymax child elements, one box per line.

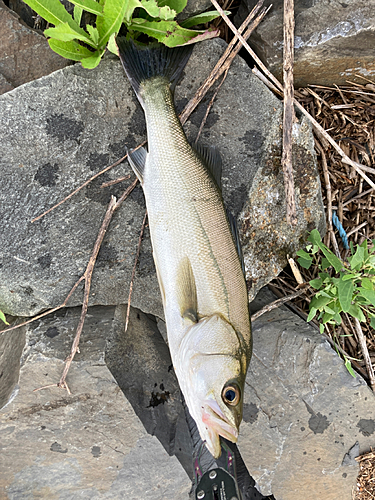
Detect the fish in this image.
<box><xmin>116</xmin><ymin>38</ymin><xmax>252</xmax><ymax>459</ymax></box>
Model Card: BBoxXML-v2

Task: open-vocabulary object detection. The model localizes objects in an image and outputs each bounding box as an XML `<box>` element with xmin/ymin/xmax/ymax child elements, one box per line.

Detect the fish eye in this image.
<box><xmin>222</xmin><ymin>384</ymin><xmax>240</xmax><ymax>406</ymax></box>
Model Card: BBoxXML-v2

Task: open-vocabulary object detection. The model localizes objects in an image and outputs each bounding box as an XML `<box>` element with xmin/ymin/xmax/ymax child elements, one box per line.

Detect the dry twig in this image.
<box><xmin>353</xmin><ymin>317</ymin><xmax>375</xmax><ymax>391</ymax></box>
<box><xmin>282</xmin><ymin>0</ymin><xmax>297</xmax><ymax>226</ymax></box>
<box><xmin>251</xmin><ymin>288</ymin><xmax>307</xmax><ymax>321</ymax></box>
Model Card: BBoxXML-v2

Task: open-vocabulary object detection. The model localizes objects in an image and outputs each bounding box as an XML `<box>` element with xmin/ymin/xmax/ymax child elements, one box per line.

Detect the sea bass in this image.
<box><xmin>116</xmin><ymin>38</ymin><xmax>252</xmax><ymax>458</ymax></box>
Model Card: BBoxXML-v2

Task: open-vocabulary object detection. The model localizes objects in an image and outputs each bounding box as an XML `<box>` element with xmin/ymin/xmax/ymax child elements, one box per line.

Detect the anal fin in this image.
<box><xmin>226</xmin><ymin>209</ymin><xmax>246</xmax><ymax>276</ymax></box>
<box><xmin>128</xmin><ymin>146</ymin><xmax>148</xmax><ymax>183</ymax></box>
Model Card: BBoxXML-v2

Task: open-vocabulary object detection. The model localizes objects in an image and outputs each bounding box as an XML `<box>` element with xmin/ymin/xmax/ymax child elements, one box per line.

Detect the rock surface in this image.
<box><xmin>235</xmin><ymin>0</ymin><xmax>375</xmax><ymax>87</ymax></box>
<box><xmin>0</xmin><ymin>306</ymin><xmax>191</xmax><ymax>499</ymax></box>
<box><xmin>2</xmin><ymin>290</ymin><xmax>375</xmax><ymax>499</ymax></box>
<box><xmin>0</xmin><ymin>38</ymin><xmax>324</xmax><ymax>318</ymax></box>
<box><xmin>239</xmin><ymin>295</ymin><xmax>375</xmax><ymax>499</ymax></box>
<box><xmin>0</xmin><ymin>0</ymin><xmax>71</xmax><ymax>95</ymax></box>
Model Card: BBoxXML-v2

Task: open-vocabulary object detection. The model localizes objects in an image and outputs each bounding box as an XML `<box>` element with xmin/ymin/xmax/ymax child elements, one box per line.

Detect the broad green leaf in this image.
<box><xmin>23</xmin><ymin>0</ymin><xmax>74</xmax><ymax>27</ymax></box>
<box><xmin>358</xmin><ymin>288</ymin><xmax>375</xmax><ymax>307</ymax></box>
<box><xmin>69</xmin><ymin>0</ymin><xmax>104</xmax><ymax>15</ymax></box>
<box><xmin>349</xmin><ymin>245</ymin><xmax>365</xmax><ymax>270</ymax></box>
<box><xmin>308</xmin><ymin>229</ymin><xmax>343</xmax><ymax>273</ymax></box>
<box><xmin>348</xmin><ymin>303</ymin><xmax>366</xmax><ymax>322</ymax></box>
<box><xmin>370</xmin><ymin>315</ymin><xmax>375</xmax><ymax>329</ymax></box>
<box><xmin>309</xmin><ymin>277</ymin><xmax>323</xmax><ymax>289</ymax></box>
<box><xmin>45</xmin><ymin>23</ymin><xmax>98</xmax><ymax>48</ymax></box>
<box><xmin>129</xmin><ymin>19</ymin><xmax>219</xmax><ymax>47</ymax></box>
<box><xmin>73</xmin><ymin>5</ymin><xmax>83</xmax><ymax>24</ymax></box>
<box><xmin>298</xmin><ymin>257</ymin><xmax>312</xmax><ymax>269</ymax></box>
<box><xmin>97</xmin><ymin>0</ymin><xmax>130</xmax><ymax>48</ymax></box>
<box><xmin>107</xmin><ymin>32</ymin><xmax>118</xmax><ymax>54</ymax></box>
<box><xmin>0</xmin><ymin>310</ymin><xmax>9</xmax><ymax>325</ymax></box>
<box><xmin>181</xmin><ymin>10</ymin><xmax>229</xmax><ymax>28</ymax></box>
<box><xmin>140</xmin><ymin>0</ymin><xmax>176</xmax><ymax>20</ymax></box>
<box><xmin>86</xmin><ymin>24</ymin><xmax>99</xmax><ymax>44</ymax></box>
<box><xmin>322</xmin><ymin>312</ymin><xmax>335</xmax><ymax>323</ymax></box>
<box><xmin>124</xmin><ymin>0</ymin><xmax>142</xmax><ymax>23</ymax></box>
<box><xmin>319</xmin><ymin>323</ymin><xmax>324</xmax><ymax>333</ymax></box>
<box><xmin>48</xmin><ymin>39</ymin><xmax>93</xmax><ymax>60</ymax></box>
<box><xmin>81</xmin><ymin>50</ymin><xmax>104</xmax><ymax>68</ymax></box>
<box><xmin>337</xmin><ymin>278</ymin><xmax>354</xmax><ymax>312</ymax></box>
<box><xmin>334</xmin><ymin>312</ymin><xmax>342</xmax><ymax>324</ymax></box>
<box><xmin>296</xmin><ymin>249</ymin><xmax>312</xmax><ymax>260</ymax></box>
<box><xmin>361</xmin><ymin>277</ymin><xmax>374</xmax><ymax>290</ymax></box>
<box><xmin>310</xmin><ymin>294</ymin><xmax>333</xmax><ymax>310</ymax></box>
<box><xmin>342</xmin><ymin>273</ymin><xmax>360</xmax><ymax>281</ymax></box>
<box><xmin>307</xmin><ymin>307</ymin><xmax>317</xmax><ymax>322</ymax></box>
<box><xmin>158</xmin><ymin>0</ymin><xmax>186</xmax><ymax>14</ymax></box>
<box><xmin>344</xmin><ymin>357</ymin><xmax>356</xmax><ymax>378</ymax></box>
<box><xmin>360</xmin><ymin>239</ymin><xmax>369</xmax><ymax>259</ymax></box>
<box><xmin>321</xmin><ymin>257</ymin><xmax>330</xmax><ymax>270</ymax></box>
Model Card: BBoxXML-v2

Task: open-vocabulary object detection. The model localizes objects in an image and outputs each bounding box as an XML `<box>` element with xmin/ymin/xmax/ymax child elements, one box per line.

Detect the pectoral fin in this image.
<box><xmin>128</xmin><ymin>146</ymin><xmax>147</xmax><ymax>183</ymax></box>
<box><xmin>176</xmin><ymin>257</ymin><xmax>198</xmax><ymax>325</ymax></box>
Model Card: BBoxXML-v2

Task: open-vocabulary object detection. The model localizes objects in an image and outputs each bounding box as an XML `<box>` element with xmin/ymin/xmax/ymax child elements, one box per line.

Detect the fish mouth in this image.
<box><xmin>201</xmin><ymin>399</ymin><xmax>238</xmax><ymax>457</ymax></box>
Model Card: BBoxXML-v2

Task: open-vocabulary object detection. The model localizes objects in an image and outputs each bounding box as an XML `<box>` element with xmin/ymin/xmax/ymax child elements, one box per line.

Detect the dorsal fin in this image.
<box><xmin>128</xmin><ymin>146</ymin><xmax>148</xmax><ymax>184</ymax></box>
<box><xmin>226</xmin><ymin>209</ymin><xmax>246</xmax><ymax>276</ymax></box>
<box><xmin>194</xmin><ymin>143</ymin><xmax>222</xmax><ymax>189</ymax></box>
<box><xmin>176</xmin><ymin>256</ymin><xmax>198</xmax><ymax>325</ymax></box>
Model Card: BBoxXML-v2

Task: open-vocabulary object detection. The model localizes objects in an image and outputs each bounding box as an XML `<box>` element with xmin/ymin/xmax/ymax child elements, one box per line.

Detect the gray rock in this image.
<box><xmin>0</xmin><ymin>0</ymin><xmax>72</xmax><ymax>95</ymax></box>
<box><xmin>0</xmin><ymin>306</ymin><xmax>191</xmax><ymax>499</ymax></box>
<box><xmin>0</xmin><ymin>38</ymin><xmax>324</xmax><ymax>317</ymax></box>
<box><xmin>0</xmin><ymin>321</ymin><xmax>26</xmax><ymax>409</ymax></box>
<box><xmin>179</xmin><ymin>0</ymin><xmax>213</xmax><ymax>19</ymax></box>
<box><xmin>235</xmin><ymin>0</ymin><xmax>375</xmax><ymax>88</ymax></box>
<box><xmin>238</xmin><ymin>302</ymin><xmax>375</xmax><ymax>499</ymax></box>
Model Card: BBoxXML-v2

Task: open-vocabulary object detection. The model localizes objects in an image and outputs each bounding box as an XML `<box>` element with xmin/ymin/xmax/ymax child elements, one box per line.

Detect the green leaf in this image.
<box><xmin>322</xmin><ymin>312</ymin><xmax>335</xmax><ymax>323</ymax></box>
<box><xmin>310</xmin><ymin>294</ymin><xmax>333</xmax><ymax>310</ymax></box>
<box><xmin>296</xmin><ymin>249</ymin><xmax>312</xmax><ymax>260</ymax></box>
<box><xmin>81</xmin><ymin>50</ymin><xmax>104</xmax><ymax>68</ymax></box>
<box><xmin>342</xmin><ymin>273</ymin><xmax>360</xmax><ymax>281</ymax></box>
<box><xmin>298</xmin><ymin>257</ymin><xmax>313</xmax><ymax>269</ymax></box>
<box><xmin>73</xmin><ymin>5</ymin><xmax>83</xmax><ymax>24</ymax></box>
<box><xmin>0</xmin><ymin>310</ymin><xmax>9</xmax><ymax>325</ymax></box>
<box><xmin>309</xmin><ymin>277</ymin><xmax>323</xmax><ymax>289</ymax></box>
<box><xmin>323</xmin><ymin>305</ymin><xmax>336</xmax><ymax>315</ymax></box>
<box><xmin>69</xmin><ymin>0</ymin><xmax>104</xmax><ymax>15</ymax></box>
<box><xmin>97</xmin><ymin>0</ymin><xmax>130</xmax><ymax>48</ymax></box>
<box><xmin>48</xmin><ymin>39</ymin><xmax>94</xmax><ymax>60</ymax></box>
<box><xmin>158</xmin><ymin>0</ymin><xmax>186</xmax><ymax>14</ymax></box>
<box><xmin>344</xmin><ymin>357</ymin><xmax>356</xmax><ymax>378</ymax></box>
<box><xmin>348</xmin><ymin>303</ymin><xmax>366</xmax><ymax>322</ymax></box>
<box><xmin>86</xmin><ymin>24</ymin><xmax>99</xmax><ymax>44</ymax></box>
<box><xmin>349</xmin><ymin>245</ymin><xmax>365</xmax><ymax>270</ymax></box>
<box><xmin>321</xmin><ymin>257</ymin><xmax>330</xmax><ymax>270</ymax></box>
<box><xmin>307</xmin><ymin>307</ymin><xmax>317</xmax><ymax>322</ymax></box>
<box><xmin>370</xmin><ymin>315</ymin><xmax>375</xmax><ymax>329</ymax></box>
<box><xmin>180</xmin><ymin>10</ymin><xmax>229</xmax><ymax>28</ymax></box>
<box><xmin>45</xmin><ymin>23</ymin><xmax>98</xmax><ymax>48</ymax></box>
<box><xmin>22</xmin><ymin>0</ymin><xmax>74</xmax><ymax>27</ymax></box>
<box><xmin>107</xmin><ymin>32</ymin><xmax>118</xmax><ymax>54</ymax></box>
<box><xmin>129</xmin><ymin>19</ymin><xmax>219</xmax><ymax>47</ymax></box>
<box><xmin>358</xmin><ymin>288</ymin><xmax>375</xmax><ymax>307</ymax></box>
<box><xmin>319</xmin><ymin>323</ymin><xmax>324</xmax><ymax>333</ymax></box>
<box><xmin>337</xmin><ymin>278</ymin><xmax>354</xmax><ymax>312</ymax></box>
<box><xmin>140</xmin><ymin>0</ymin><xmax>176</xmax><ymax>20</ymax></box>
<box><xmin>361</xmin><ymin>277</ymin><xmax>374</xmax><ymax>290</ymax></box>
<box><xmin>307</xmin><ymin>229</ymin><xmax>322</xmax><ymax>245</ymax></box>
<box><xmin>308</xmin><ymin>229</ymin><xmax>343</xmax><ymax>273</ymax></box>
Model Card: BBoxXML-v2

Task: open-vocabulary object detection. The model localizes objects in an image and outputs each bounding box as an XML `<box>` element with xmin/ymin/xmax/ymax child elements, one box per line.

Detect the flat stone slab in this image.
<box><xmin>0</xmin><ymin>0</ymin><xmax>71</xmax><ymax>94</ymax></box>
<box><xmin>235</xmin><ymin>0</ymin><xmax>375</xmax><ymax>87</ymax></box>
<box><xmin>0</xmin><ymin>306</ymin><xmax>191</xmax><ymax>499</ymax></box>
<box><xmin>239</xmin><ymin>301</ymin><xmax>375</xmax><ymax>499</ymax></box>
<box><xmin>0</xmin><ymin>38</ymin><xmax>324</xmax><ymax>318</ymax></box>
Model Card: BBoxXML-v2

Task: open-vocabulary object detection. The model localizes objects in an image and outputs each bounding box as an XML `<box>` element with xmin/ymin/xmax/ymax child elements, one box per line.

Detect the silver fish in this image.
<box><xmin>116</xmin><ymin>39</ymin><xmax>252</xmax><ymax>458</ymax></box>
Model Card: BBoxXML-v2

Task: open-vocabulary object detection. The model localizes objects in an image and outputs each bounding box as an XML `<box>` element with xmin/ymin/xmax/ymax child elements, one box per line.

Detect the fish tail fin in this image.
<box><xmin>116</xmin><ymin>37</ymin><xmax>193</xmax><ymax>104</ymax></box>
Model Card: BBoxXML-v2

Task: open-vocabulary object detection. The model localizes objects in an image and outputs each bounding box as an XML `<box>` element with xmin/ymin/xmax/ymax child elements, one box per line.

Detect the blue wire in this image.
<box><xmin>332</xmin><ymin>211</ymin><xmax>349</xmax><ymax>249</ymax></box>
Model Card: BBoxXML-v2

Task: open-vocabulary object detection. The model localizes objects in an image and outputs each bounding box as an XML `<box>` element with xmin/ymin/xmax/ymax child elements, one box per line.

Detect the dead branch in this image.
<box><xmin>282</xmin><ymin>0</ymin><xmax>297</xmax><ymax>226</ymax></box>
<box><xmin>251</xmin><ymin>288</ymin><xmax>307</xmax><ymax>321</ymax></box>
<box><xmin>353</xmin><ymin>317</ymin><xmax>375</xmax><ymax>391</ymax></box>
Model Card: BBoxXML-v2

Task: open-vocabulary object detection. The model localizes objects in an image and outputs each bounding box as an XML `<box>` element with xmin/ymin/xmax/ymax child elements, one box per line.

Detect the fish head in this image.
<box><xmin>177</xmin><ymin>314</ymin><xmax>249</xmax><ymax>458</ymax></box>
